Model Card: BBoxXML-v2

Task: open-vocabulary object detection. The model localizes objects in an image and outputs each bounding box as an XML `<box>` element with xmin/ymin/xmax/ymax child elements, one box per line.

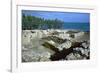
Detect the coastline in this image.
<box><xmin>22</xmin><ymin>29</ymin><xmax>90</xmax><ymax>62</ymax></box>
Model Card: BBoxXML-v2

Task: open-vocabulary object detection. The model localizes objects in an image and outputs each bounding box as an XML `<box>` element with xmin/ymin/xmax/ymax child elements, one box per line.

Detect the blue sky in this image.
<box><xmin>22</xmin><ymin>10</ymin><xmax>90</xmax><ymax>23</ymax></box>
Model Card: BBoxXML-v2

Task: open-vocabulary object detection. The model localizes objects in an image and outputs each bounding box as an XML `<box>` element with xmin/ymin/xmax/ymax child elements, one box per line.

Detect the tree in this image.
<box><xmin>22</xmin><ymin>13</ymin><xmax>64</xmax><ymax>30</ymax></box>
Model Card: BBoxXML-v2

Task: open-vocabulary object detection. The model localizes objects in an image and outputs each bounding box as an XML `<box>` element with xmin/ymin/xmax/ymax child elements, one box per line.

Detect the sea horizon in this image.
<box><xmin>62</xmin><ymin>22</ymin><xmax>90</xmax><ymax>31</ymax></box>
<box><xmin>22</xmin><ymin>22</ymin><xmax>90</xmax><ymax>32</ymax></box>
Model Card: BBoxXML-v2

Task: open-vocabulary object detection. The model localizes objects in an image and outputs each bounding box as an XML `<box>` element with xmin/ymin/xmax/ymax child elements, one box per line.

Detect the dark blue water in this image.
<box><xmin>62</xmin><ymin>23</ymin><xmax>90</xmax><ymax>31</ymax></box>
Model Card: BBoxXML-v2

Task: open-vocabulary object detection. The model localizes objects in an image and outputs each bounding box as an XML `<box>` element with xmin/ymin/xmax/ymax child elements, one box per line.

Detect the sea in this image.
<box><xmin>62</xmin><ymin>23</ymin><xmax>90</xmax><ymax>31</ymax></box>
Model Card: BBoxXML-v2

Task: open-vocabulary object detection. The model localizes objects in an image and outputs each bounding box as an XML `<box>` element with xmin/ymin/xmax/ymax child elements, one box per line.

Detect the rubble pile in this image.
<box><xmin>22</xmin><ymin>30</ymin><xmax>90</xmax><ymax>62</ymax></box>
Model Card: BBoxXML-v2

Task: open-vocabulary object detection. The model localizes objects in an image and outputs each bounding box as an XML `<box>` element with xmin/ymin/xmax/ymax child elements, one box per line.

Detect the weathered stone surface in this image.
<box><xmin>22</xmin><ymin>30</ymin><xmax>90</xmax><ymax>62</ymax></box>
<box><xmin>22</xmin><ymin>50</ymin><xmax>51</xmax><ymax>62</ymax></box>
<box><xmin>66</xmin><ymin>53</ymin><xmax>78</xmax><ymax>60</ymax></box>
<box><xmin>57</xmin><ymin>40</ymin><xmax>72</xmax><ymax>51</ymax></box>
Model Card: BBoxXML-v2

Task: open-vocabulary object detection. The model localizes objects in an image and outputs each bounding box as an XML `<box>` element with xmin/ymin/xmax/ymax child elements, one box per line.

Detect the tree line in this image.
<box><xmin>22</xmin><ymin>14</ymin><xmax>64</xmax><ymax>30</ymax></box>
